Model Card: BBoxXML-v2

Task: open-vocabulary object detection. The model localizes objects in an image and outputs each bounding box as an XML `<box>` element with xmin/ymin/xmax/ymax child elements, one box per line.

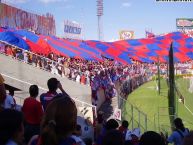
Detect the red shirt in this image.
<box><xmin>22</xmin><ymin>97</ymin><xmax>43</xmax><ymax>125</ymax></box>
<box><xmin>81</xmin><ymin>75</ymin><xmax>86</xmax><ymax>84</ymax></box>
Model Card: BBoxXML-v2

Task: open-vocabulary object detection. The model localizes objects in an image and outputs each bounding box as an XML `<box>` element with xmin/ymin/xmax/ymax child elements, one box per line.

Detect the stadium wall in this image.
<box><xmin>0</xmin><ymin>3</ymin><xmax>56</xmax><ymax>35</ymax></box>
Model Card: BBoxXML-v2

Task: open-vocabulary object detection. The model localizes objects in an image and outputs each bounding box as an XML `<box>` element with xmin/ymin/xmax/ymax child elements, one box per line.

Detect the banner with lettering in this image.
<box><xmin>0</xmin><ymin>3</ymin><xmax>56</xmax><ymax>35</ymax></box>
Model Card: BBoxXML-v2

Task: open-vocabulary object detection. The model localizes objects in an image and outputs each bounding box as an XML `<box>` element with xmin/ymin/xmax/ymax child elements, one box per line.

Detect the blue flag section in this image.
<box><xmin>0</xmin><ymin>28</ymin><xmax>192</xmax><ymax>64</ymax></box>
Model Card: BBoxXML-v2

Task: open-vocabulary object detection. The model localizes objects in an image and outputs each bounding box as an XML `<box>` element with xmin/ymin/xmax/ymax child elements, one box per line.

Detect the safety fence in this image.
<box><xmin>14</xmin><ymin>94</ymin><xmax>97</xmax><ymax>123</ymax></box>
<box><xmin>118</xmin><ymin>96</ymin><xmax>147</xmax><ymax>133</ymax></box>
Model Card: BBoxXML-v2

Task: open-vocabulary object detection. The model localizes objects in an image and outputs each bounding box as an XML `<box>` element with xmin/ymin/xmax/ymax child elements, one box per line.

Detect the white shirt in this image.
<box><xmin>125</xmin><ymin>129</ymin><xmax>132</xmax><ymax>141</ymax></box>
<box><xmin>81</xmin><ymin>123</ymin><xmax>94</xmax><ymax>140</ymax></box>
<box><xmin>71</xmin><ymin>135</ymin><xmax>86</xmax><ymax>145</ymax></box>
<box><xmin>4</xmin><ymin>95</ymin><xmax>15</xmax><ymax>109</ymax></box>
<box><xmin>76</xmin><ymin>75</ymin><xmax>80</xmax><ymax>83</ymax></box>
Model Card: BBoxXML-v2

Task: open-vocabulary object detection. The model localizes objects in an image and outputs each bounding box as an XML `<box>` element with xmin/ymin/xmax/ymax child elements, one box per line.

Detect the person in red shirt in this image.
<box><xmin>118</xmin><ymin>120</ymin><xmax>129</xmax><ymax>140</ymax></box>
<box><xmin>80</xmin><ymin>74</ymin><xmax>86</xmax><ymax>85</ymax></box>
<box><xmin>22</xmin><ymin>85</ymin><xmax>43</xmax><ymax>144</ymax></box>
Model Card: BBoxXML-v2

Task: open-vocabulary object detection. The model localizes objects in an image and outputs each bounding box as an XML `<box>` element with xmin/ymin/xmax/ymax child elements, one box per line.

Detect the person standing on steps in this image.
<box><xmin>40</xmin><ymin>78</ymin><xmax>69</xmax><ymax>111</ymax></box>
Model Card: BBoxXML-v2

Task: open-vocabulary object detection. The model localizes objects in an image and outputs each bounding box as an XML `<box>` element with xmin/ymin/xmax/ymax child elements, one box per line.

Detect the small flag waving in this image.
<box><xmin>146</xmin><ymin>31</ymin><xmax>155</xmax><ymax>38</ymax></box>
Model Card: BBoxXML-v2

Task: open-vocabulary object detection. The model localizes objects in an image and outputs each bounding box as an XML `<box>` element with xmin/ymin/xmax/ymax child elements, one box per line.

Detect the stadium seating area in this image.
<box><xmin>0</xmin><ymin>39</ymin><xmax>193</xmax><ymax>145</ymax></box>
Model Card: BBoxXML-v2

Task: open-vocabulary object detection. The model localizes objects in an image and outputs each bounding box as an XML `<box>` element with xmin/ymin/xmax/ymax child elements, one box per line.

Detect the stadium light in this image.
<box><xmin>97</xmin><ymin>0</ymin><xmax>104</xmax><ymax>41</ymax></box>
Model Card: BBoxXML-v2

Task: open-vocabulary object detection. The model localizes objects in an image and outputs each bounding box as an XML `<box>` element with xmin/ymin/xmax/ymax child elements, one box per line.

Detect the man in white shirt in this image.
<box><xmin>76</xmin><ymin>73</ymin><xmax>81</xmax><ymax>83</ymax></box>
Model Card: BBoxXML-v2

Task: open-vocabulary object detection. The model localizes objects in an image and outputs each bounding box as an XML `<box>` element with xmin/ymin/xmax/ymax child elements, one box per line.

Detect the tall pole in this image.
<box><xmin>157</xmin><ymin>56</ymin><xmax>161</xmax><ymax>95</ymax></box>
<box><xmin>98</xmin><ymin>16</ymin><xmax>101</xmax><ymax>41</ymax></box>
<box><xmin>168</xmin><ymin>42</ymin><xmax>176</xmax><ymax>127</ymax></box>
<box><xmin>97</xmin><ymin>0</ymin><xmax>103</xmax><ymax>41</ymax></box>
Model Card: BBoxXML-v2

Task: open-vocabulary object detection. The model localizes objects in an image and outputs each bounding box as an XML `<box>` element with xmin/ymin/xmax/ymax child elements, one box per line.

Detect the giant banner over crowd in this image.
<box><xmin>0</xmin><ymin>3</ymin><xmax>56</xmax><ymax>35</ymax></box>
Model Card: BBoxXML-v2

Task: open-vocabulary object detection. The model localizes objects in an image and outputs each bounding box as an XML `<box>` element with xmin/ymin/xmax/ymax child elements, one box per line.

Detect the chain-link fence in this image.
<box><xmin>118</xmin><ymin>96</ymin><xmax>148</xmax><ymax>133</ymax></box>
<box><xmin>118</xmin><ymin>95</ymin><xmax>175</xmax><ymax>134</ymax></box>
<box><xmin>153</xmin><ymin>107</ymin><xmax>174</xmax><ymax>135</ymax></box>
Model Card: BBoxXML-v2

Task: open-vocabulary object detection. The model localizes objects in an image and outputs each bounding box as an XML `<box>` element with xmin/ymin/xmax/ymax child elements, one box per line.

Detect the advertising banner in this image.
<box><xmin>176</xmin><ymin>18</ymin><xmax>193</xmax><ymax>29</ymax></box>
<box><xmin>64</xmin><ymin>20</ymin><xmax>82</xmax><ymax>39</ymax></box>
<box><xmin>0</xmin><ymin>3</ymin><xmax>56</xmax><ymax>35</ymax></box>
<box><xmin>119</xmin><ymin>30</ymin><xmax>134</xmax><ymax>40</ymax></box>
<box><xmin>113</xmin><ymin>108</ymin><xmax>122</xmax><ymax>121</ymax></box>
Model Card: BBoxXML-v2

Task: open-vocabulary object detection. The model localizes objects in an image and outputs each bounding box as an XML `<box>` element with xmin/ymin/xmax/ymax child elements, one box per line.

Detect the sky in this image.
<box><xmin>2</xmin><ymin>0</ymin><xmax>193</xmax><ymax>41</ymax></box>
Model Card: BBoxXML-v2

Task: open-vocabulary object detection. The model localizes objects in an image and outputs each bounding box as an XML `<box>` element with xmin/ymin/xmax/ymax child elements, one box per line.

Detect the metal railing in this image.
<box><xmin>0</xmin><ymin>40</ymin><xmax>90</xmax><ymax>86</ymax></box>
<box><xmin>118</xmin><ymin>96</ymin><xmax>148</xmax><ymax>133</ymax></box>
<box><xmin>14</xmin><ymin>94</ymin><xmax>97</xmax><ymax>120</ymax></box>
<box><xmin>0</xmin><ymin>41</ymin><xmax>97</xmax><ymax>120</ymax></box>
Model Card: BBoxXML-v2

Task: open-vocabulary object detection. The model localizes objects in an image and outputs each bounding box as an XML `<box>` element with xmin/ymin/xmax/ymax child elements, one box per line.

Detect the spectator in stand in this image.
<box><xmin>22</xmin><ymin>85</ymin><xmax>43</xmax><ymax>144</ymax></box>
<box><xmin>0</xmin><ymin>42</ymin><xmax>5</xmax><ymax>53</ymax></box>
<box><xmin>81</xmin><ymin>117</ymin><xmax>94</xmax><ymax>142</ymax></box>
<box><xmin>183</xmin><ymin>131</ymin><xmax>193</xmax><ymax>145</ymax></box>
<box><xmin>129</xmin><ymin>128</ymin><xmax>141</xmax><ymax>145</ymax></box>
<box><xmin>24</xmin><ymin>51</ymin><xmax>29</xmax><ymax>63</ymax></box>
<box><xmin>90</xmin><ymin>72</ymin><xmax>100</xmax><ymax>106</ymax></box>
<box><xmin>97</xmin><ymin>119</ymin><xmax>119</xmax><ymax>145</ymax></box>
<box><xmin>0</xmin><ymin>73</ymin><xmax>6</xmax><ymax>110</ymax></box>
<box><xmin>32</xmin><ymin>54</ymin><xmax>37</xmax><ymax>67</ymax></box>
<box><xmin>40</xmin><ymin>78</ymin><xmax>69</xmax><ymax>111</ymax></box>
<box><xmin>76</xmin><ymin>72</ymin><xmax>81</xmax><ymax>83</ymax></box>
<box><xmin>95</xmin><ymin>111</ymin><xmax>105</xmax><ymax>141</ymax></box>
<box><xmin>72</xmin><ymin>124</ymin><xmax>86</xmax><ymax>145</ymax></box>
<box><xmin>102</xmin><ymin>129</ymin><xmax>124</xmax><ymax>145</ymax></box>
<box><xmin>5</xmin><ymin>45</ymin><xmax>13</xmax><ymax>56</ymax></box>
<box><xmin>105</xmin><ymin>119</ymin><xmax>119</xmax><ymax>131</ymax></box>
<box><xmin>167</xmin><ymin>118</ymin><xmax>189</xmax><ymax>145</ymax></box>
<box><xmin>4</xmin><ymin>89</ymin><xmax>16</xmax><ymax>109</ymax></box>
<box><xmin>28</xmin><ymin>94</ymin><xmax>77</xmax><ymax>145</ymax></box>
<box><xmin>139</xmin><ymin>131</ymin><xmax>165</xmax><ymax>145</ymax></box>
<box><xmin>80</xmin><ymin>73</ymin><xmax>86</xmax><ymax>85</ymax></box>
<box><xmin>83</xmin><ymin>138</ymin><xmax>92</xmax><ymax>145</ymax></box>
<box><xmin>0</xmin><ymin>109</ymin><xmax>24</xmax><ymax>145</ymax></box>
<box><xmin>119</xmin><ymin>120</ymin><xmax>132</xmax><ymax>141</ymax></box>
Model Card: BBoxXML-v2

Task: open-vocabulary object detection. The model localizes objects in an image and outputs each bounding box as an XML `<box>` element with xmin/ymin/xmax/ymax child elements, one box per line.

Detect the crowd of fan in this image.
<box><xmin>0</xmin><ymin>43</ymin><xmax>156</xmax><ymax>105</ymax></box>
<box><xmin>0</xmin><ymin>75</ymin><xmax>193</xmax><ymax>145</ymax></box>
<box><xmin>1</xmin><ymin>42</ymin><xmax>193</xmax><ymax>145</ymax></box>
<box><xmin>1</xmin><ymin>43</ymin><xmax>192</xmax><ymax>104</ymax></box>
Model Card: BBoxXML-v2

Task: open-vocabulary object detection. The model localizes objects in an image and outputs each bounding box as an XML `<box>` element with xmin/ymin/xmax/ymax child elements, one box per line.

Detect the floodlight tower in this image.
<box><xmin>97</xmin><ymin>0</ymin><xmax>104</xmax><ymax>41</ymax></box>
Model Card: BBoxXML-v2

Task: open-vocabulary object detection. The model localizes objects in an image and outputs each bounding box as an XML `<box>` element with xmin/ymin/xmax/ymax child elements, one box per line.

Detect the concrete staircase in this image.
<box><xmin>0</xmin><ymin>53</ymin><xmax>91</xmax><ymax>104</ymax></box>
<box><xmin>98</xmin><ymin>95</ymin><xmax>118</xmax><ymax>121</ymax></box>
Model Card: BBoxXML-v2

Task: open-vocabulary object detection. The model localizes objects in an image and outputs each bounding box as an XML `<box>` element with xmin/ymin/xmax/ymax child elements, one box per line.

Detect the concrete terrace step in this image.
<box><xmin>98</xmin><ymin>96</ymin><xmax>118</xmax><ymax>121</ymax></box>
<box><xmin>0</xmin><ymin>53</ymin><xmax>91</xmax><ymax>104</ymax></box>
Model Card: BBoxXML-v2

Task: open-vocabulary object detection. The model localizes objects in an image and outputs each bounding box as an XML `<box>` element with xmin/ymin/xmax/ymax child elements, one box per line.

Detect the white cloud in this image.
<box><xmin>2</xmin><ymin>0</ymin><xmax>29</xmax><ymax>3</ymax></box>
<box><xmin>121</xmin><ymin>2</ymin><xmax>131</xmax><ymax>7</ymax></box>
<box><xmin>38</xmin><ymin>0</ymin><xmax>68</xmax><ymax>3</ymax></box>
